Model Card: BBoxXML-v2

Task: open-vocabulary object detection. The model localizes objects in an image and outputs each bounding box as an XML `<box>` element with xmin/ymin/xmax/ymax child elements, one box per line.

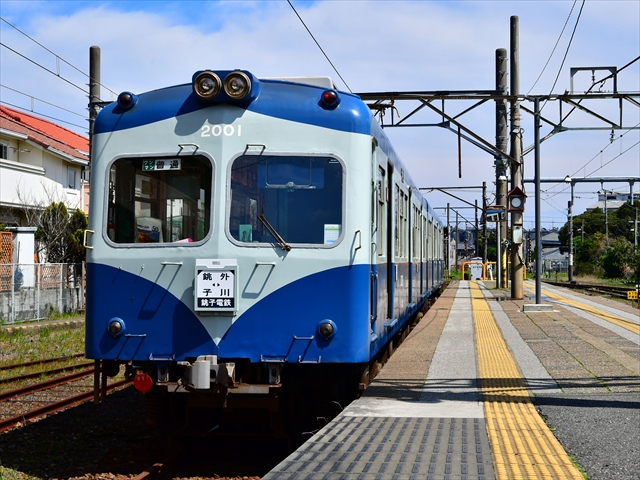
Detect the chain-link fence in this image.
<box><xmin>0</xmin><ymin>263</ymin><xmax>85</xmax><ymax>324</ymax></box>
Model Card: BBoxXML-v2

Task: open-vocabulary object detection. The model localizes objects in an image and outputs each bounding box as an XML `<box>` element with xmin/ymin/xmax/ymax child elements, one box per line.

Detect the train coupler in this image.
<box><xmin>178</xmin><ymin>355</ymin><xmax>236</xmax><ymax>390</ymax></box>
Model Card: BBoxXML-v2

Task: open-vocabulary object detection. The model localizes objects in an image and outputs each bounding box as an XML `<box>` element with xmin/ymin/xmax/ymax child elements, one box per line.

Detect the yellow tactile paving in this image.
<box><xmin>537</xmin><ymin>286</ymin><xmax>640</xmax><ymax>336</ymax></box>
<box><xmin>470</xmin><ymin>282</ymin><xmax>583</xmax><ymax>479</ymax></box>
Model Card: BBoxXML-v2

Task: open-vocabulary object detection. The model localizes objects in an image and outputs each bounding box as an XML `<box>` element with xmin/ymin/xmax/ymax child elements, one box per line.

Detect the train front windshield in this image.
<box><xmin>229</xmin><ymin>155</ymin><xmax>343</xmax><ymax>246</ymax></box>
<box><xmin>107</xmin><ymin>156</ymin><xmax>212</xmax><ymax>244</ymax></box>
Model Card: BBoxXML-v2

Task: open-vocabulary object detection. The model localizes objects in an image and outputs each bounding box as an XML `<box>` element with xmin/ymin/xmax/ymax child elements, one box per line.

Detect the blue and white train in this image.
<box><xmin>85</xmin><ymin>70</ymin><xmax>444</xmax><ymax>434</ymax></box>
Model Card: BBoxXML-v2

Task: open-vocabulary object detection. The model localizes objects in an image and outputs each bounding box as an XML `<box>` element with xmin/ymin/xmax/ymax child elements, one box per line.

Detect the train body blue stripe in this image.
<box><xmin>85</xmin><ymin>263</ymin><xmax>371</xmax><ymax>364</ymax></box>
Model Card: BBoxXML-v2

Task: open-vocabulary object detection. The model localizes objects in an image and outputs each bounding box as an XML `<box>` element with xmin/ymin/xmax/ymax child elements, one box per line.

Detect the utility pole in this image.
<box><xmin>89</xmin><ymin>46</ymin><xmax>101</xmax><ymax>160</ymax></box>
<box><xmin>635</xmin><ymin>207</ymin><xmax>638</xmax><ymax>253</ymax></box>
<box><xmin>482</xmin><ymin>182</ymin><xmax>487</xmax><ymax>263</ymax></box>
<box><xmin>495</xmin><ymin>47</ymin><xmax>509</xmax><ymax>289</ymax></box>
<box><xmin>510</xmin><ymin>16</ymin><xmax>524</xmax><ymax>300</ymax></box>
<box><xmin>455</xmin><ymin>210</ymin><xmax>459</xmax><ymax>272</ymax></box>
<box><xmin>475</xmin><ymin>199</ymin><xmax>479</xmax><ymax>256</ymax></box>
<box><xmin>602</xmin><ymin>187</ymin><xmax>609</xmax><ymax>243</ymax></box>
<box><xmin>568</xmin><ymin>198</ymin><xmax>574</xmax><ymax>282</ymax></box>
<box><xmin>447</xmin><ymin>203</ymin><xmax>451</xmax><ymax>273</ymax></box>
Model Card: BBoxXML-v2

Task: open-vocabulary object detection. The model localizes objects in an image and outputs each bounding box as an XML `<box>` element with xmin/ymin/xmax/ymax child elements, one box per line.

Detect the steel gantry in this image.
<box><xmin>356</xmin><ymin>57</ymin><xmax>640</xmax><ymax>300</ymax></box>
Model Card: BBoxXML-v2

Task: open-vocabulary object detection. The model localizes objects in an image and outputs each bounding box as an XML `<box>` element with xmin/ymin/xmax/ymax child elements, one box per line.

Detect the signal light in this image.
<box><xmin>320</xmin><ymin>89</ymin><xmax>340</xmax><ymax>109</ymax></box>
<box><xmin>443</xmin><ymin>227</ymin><xmax>449</xmax><ymax>238</ymax></box>
<box><xmin>117</xmin><ymin>92</ymin><xmax>137</xmax><ymax>110</ymax></box>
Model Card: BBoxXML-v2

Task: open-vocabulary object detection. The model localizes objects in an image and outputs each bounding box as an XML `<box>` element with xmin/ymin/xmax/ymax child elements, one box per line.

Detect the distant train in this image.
<box><xmin>85</xmin><ymin>69</ymin><xmax>445</xmax><ymax>437</ymax></box>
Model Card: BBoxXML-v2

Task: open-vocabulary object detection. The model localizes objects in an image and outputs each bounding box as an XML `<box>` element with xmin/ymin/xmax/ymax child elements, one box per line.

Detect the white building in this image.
<box><xmin>0</xmin><ymin>106</ymin><xmax>90</xmax><ymax>227</ymax></box>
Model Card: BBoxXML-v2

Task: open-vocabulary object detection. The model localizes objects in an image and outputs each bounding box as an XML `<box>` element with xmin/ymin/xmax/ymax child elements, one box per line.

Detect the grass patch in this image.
<box><xmin>568</xmin><ymin>455</ymin><xmax>589</xmax><ymax>479</ymax></box>
<box><xmin>0</xmin><ymin>325</ymin><xmax>85</xmax><ymax>366</ymax></box>
<box><xmin>0</xmin><ymin>466</ymin><xmax>40</xmax><ymax>480</ymax></box>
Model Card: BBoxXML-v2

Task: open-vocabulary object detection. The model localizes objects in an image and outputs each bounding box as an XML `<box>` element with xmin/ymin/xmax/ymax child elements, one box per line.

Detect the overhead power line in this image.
<box><xmin>527</xmin><ymin>1</ymin><xmax>577</xmax><ymax>95</ymax></box>
<box><xmin>584</xmin><ymin>141</ymin><xmax>640</xmax><ymax>178</ymax></box>
<box><xmin>287</xmin><ymin>0</ymin><xmax>352</xmax><ymax>93</ymax></box>
<box><xmin>0</xmin><ymin>16</ymin><xmax>117</xmax><ymax>97</ymax></box>
<box><xmin>573</xmin><ymin>121</ymin><xmax>640</xmax><ymax>177</ymax></box>
<box><xmin>1</xmin><ymin>42</ymin><xmax>88</xmax><ymax>94</ymax></box>
<box><xmin>1</xmin><ymin>84</ymin><xmax>87</xmax><ymax>119</ymax></box>
<box><xmin>541</xmin><ymin>0</ymin><xmax>585</xmax><ymax>111</ymax></box>
<box><xmin>0</xmin><ymin>100</ymin><xmax>87</xmax><ymax>131</ymax></box>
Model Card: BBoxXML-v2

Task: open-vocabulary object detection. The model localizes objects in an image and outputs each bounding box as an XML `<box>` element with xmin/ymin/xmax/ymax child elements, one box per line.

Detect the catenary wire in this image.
<box><xmin>1</xmin><ymin>84</ymin><xmax>87</xmax><ymax>119</ymax></box>
<box><xmin>572</xmin><ymin>122</ymin><xmax>640</xmax><ymax>177</ymax></box>
<box><xmin>584</xmin><ymin>141</ymin><xmax>640</xmax><ymax>178</ymax></box>
<box><xmin>540</xmin><ymin>122</ymin><xmax>640</xmax><ymax>202</ymax></box>
<box><xmin>526</xmin><ymin>1</ymin><xmax>577</xmax><ymax>95</ymax></box>
<box><xmin>541</xmin><ymin>0</ymin><xmax>585</xmax><ymax>112</ymax></box>
<box><xmin>287</xmin><ymin>0</ymin><xmax>352</xmax><ymax>93</ymax></box>
<box><xmin>0</xmin><ymin>101</ymin><xmax>87</xmax><ymax>131</ymax></box>
<box><xmin>0</xmin><ymin>17</ymin><xmax>117</xmax><ymax>97</ymax></box>
<box><xmin>0</xmin><ymin>42</ymin><xmax>88</xmax><ymax>94</ymax></box>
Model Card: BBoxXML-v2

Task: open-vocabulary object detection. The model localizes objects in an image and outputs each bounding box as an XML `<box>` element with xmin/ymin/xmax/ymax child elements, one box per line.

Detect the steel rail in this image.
<box><xmin>0</xmin><ymin>378</ymin><xmax>130</xmax><ymax>433</ymax></box>
<box><xmin>0</xmin><ymin>368</ymin><xmax>95</xmax><ymax>401</ymax></box>
<box><xmin>0</xmin><ymin>353</ymin><xmax>85</xmax><ymax>372</ymax></box>
<box><xmin>0</xmin><ymin>361</ymin><xmax>94</xmax><ymax>385</ymax></box>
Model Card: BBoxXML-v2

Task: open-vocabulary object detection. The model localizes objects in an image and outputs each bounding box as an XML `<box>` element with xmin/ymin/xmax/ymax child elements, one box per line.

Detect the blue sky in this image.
<box><xmin>1</xmin><ymin>0</ymin><xmax>638</xmax><ymax>229</ymax></box>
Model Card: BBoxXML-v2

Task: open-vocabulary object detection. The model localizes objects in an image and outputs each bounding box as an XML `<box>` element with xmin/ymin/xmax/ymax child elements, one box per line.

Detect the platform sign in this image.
<box><xmin>485</xmin><ymin>205</ymin><xmax>506</xmax><ymax>223</ymax></box>
<box><xmin>195</xmin><ymin>259</ymin><xmax>238</xmax><ymax>313</ymax></box>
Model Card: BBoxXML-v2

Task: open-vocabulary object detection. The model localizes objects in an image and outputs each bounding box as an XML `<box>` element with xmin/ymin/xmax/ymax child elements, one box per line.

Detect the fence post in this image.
<box><xmin>36</xmin><ymin>263</ymin><xmax>41</xmax><ymax>320</ymax></box>
<box><xmin>10</xmin><ymin>264</ymin><xmax>15</xmax><ymax>324</ymax></box>
<box><xmin>59</xmin><ymin>263</ymin><xmax>63</xmax><ymax>314</ymax></box>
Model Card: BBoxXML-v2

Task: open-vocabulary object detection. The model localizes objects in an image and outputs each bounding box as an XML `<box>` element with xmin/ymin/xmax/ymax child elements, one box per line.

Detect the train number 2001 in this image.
<box><xmin>201</xmin><ymin>124</ymin><xmax>242</xmax><ymax>137</ymax></box>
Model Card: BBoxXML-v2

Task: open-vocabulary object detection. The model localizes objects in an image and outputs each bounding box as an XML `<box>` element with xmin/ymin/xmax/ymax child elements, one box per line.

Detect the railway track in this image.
<box><xmin>0</xmin><ymin>352</ymin><xmax>85</xmax><ymax>372</ymax></box>
<box><xmin>542</xmin><ymin>281</ymin><xmax>638</xmax><ymax>301</ymax></box>
<box><xmin>0</xmin><ymin>357</ymin><xmax>129</xmax><ymax>433</ymax></box>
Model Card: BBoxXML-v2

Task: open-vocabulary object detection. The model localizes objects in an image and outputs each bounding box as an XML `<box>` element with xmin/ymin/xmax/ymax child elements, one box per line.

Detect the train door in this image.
<box><xmin>428</xmin><ymin>215</ymin><xmax>434</xmax><ymax>292</ymax></box>
<box><xmin>372</xmin><ymin>164</ymin><xmax>391</xmax><ymax>327</ymax></box>
<box><xmin>407</xmin><ymin>189</ymin><xmax>413</xmax><ymax>305</ymax></box>
<box><xmin>422</xmin><ymin>212</ymin><xmax>428</xmax><ymax>295</ymax></box>
<box><xmin>410</xmin><ymin>200</ymin><xmax>421</xmax><ymax>304</ymax></box>
<box><xmin>386</xmin><ymin>163</ymin><xmax>395</xmax><ymax>321</ymax></box>
<box><xmin>393</xmin><ymin>179</ymin><xmax>409</xmax><ymax>320</ymax></box>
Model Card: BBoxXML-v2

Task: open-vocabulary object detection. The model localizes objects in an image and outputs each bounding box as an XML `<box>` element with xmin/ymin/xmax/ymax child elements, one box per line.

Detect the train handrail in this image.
<box><xmin>83</xmin><ymin>229</ymin><xmax>94</xmax><ymax>250</ymax></box>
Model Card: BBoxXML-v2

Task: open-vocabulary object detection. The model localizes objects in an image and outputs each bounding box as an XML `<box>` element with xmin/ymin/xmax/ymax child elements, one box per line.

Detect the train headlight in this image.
<box><xmin>317</xmin><ymin>319</ymin><xmax>337</xmax><ymax>340</ymax></box>
<box><xmin>117</xmin><ymin>92</ymin><xmax>137</xmax><ymax>110</ymax></box>
<box><xmin>223</xmin><ymin>71</ymin><xmax>251</xmax><ymax>100</ymax></box>
<box><xmin>193</xmin><ymin>71</ymin><xmax>221</xmax><ymax>100</ymax></box>
<box><xmin>108</xmin><ymin>317</ymin><xmax>125</xmax><ymax>337</ymax></box>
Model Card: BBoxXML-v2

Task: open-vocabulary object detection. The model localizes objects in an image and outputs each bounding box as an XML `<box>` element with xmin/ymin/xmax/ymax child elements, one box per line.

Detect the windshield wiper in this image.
<box><xmin>258</xmin><ymin>214</ymin><xmax>291</xmax><ymax>251</ymax></box>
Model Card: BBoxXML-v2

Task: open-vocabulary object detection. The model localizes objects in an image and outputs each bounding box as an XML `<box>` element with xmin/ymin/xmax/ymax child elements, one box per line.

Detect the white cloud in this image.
<box><xmin>1</xmin><ymin>0</ymin><xmax>638</xmax><ymax>227</ymax></box>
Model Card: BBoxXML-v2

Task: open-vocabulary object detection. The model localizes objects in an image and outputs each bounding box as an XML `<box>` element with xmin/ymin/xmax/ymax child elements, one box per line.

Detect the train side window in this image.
<box><xmin>107</xmin><ymin>156</ymin><xmax>212</xmax><ymax>244</ymax></box>
<box><xmin>228</xmin><ymin>155</ymin><xmax>344</xmax><ymax>246</ymax></box>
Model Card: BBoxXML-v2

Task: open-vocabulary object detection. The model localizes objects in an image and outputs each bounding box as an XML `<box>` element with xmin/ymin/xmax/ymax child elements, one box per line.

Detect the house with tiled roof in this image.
<box><xmin>0</xmin><ymin>106</ymin><xmax>90</xmax><ymax>227</ymax></box>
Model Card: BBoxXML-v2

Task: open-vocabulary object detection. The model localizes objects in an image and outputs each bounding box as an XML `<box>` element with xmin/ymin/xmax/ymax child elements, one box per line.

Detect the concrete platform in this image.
<box><xmin>264</xmin><ymin>280</ymin><xmax>640</xmax><ymax>480</ymax></box>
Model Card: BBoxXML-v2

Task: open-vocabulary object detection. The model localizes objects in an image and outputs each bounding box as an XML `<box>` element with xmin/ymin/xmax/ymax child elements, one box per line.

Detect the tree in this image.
<box><xmin>574</xmin><ymin>232</ymin><xmax>605</xmax><ymax>276</ymax></box>
<box><xmin>479</xmin><ymin>228</ymin><xmax>497</xmax><ymax>262</ymax></box>
<box><xmin>601</xmin><ymin>237</ymin><xmax>634</xmax><ymax>279</ymax></box>
<box><xmin>35</xmin><ymin>202</ymin><xmax>88</xmax><ymax>263</ymax></box>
